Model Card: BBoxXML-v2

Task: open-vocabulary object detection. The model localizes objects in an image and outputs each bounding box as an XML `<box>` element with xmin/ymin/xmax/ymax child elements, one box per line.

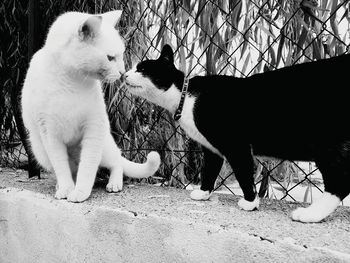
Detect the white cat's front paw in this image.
<box><xmin>67</xmin><ymin>189</ymin><xmax>91</xmax><ymax>203</ymax></box>
<box><xmin>238</xmin><ymin>196</ymin><xmax>259</xmax><ymax>211</ymax></box>
<box><xmin>55</xmin><ymin>185</ymin><xmax>74</xmax><ymax>199</ymax></box>
<box><xmin>106</xmin><ymin>181</ymin><xmax>123</xmax><ymax>193</ymax></box>
<box><xmin>190</xmin><ymin>189</ymin><xmax>211</xmax><ymax>201</ymax></box>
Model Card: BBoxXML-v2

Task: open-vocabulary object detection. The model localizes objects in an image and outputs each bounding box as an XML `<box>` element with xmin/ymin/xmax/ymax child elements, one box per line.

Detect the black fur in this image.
<box><xmin>134</xmin><ymin>44</ymin><xmax>350</xmax><ymax>202</ymax></box>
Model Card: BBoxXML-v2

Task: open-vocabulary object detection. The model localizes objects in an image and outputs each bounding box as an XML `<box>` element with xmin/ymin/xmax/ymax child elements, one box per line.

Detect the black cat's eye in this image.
<box><xmin>107</xmin><ymin>55</ymin><xmax>116</xmax><ymax>62</ymax></box>
<box><xmin>136</xmin><ymin>65</ymin><xmax>144</xmax><ymax>72</ymax></box>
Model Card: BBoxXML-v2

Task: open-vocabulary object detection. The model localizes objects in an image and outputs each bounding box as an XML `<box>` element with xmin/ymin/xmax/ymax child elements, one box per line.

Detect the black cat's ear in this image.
<box><xmin>160</xmin><ymin>44</ymin><xmax>174</xmax><ymax>64</ymax></box>
<box><xmin>79</xmin><ymin>15</ymin><xmax>102</xmax><ymax>40</ymax></box>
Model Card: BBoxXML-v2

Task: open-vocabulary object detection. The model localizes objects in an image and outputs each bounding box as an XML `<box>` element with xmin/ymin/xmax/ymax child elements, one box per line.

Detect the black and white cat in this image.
<box><xmin>124</xmin><ymin>44</ymin><xmax>350</xmax><ymax>223</ymax></box>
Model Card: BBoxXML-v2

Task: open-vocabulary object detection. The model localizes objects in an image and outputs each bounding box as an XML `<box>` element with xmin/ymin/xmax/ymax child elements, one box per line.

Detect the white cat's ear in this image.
<box><xmin>79</xmin><ymin>15</ymin><xmax>102</xmax><ymax>40</ymax></box>
<box><xmin>160</xmin><ymin>44</ymin><xmax>174</xmax><ymax>64</ymax></box>
<box><xmin>102</xmin><ymin>10</ymin><xmax>122</xmax><ymax>27</ymax></box>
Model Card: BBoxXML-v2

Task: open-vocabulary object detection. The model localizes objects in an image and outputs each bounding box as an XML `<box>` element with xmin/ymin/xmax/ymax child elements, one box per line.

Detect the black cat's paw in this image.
<box><xmin>291</xmin><ymin>192</ymin><xmax>340</xmax><ymax>223</ymax></box>
<box><xmin>291</xmin><ymin>207</ymin><xmax>323</xmax><ymax>223</ymax></box>
<box><xmin>238</xmin><ymin>196</ymin><xmax>259</xmax><ymax>211</ymax></box>
<box><xmin>190</xmin><ymin>189</ymin><xmax>211</xmax><ymax>201</ymax></box>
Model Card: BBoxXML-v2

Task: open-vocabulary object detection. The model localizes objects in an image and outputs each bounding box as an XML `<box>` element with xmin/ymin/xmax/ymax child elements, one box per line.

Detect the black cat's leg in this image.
<box><xmin>190</xmin><ymin>147</ymin><xmax>224</xmax><ymax>201</ymax></box>
<box><xmin>292</xmin><ymin>142</ymin><xmax>350</xmax><ymax>223</ymax></box>
<box><xmin>225</xmin><ymin>144</ymin><xmax>259</xmax><ymax>211</ymax></box>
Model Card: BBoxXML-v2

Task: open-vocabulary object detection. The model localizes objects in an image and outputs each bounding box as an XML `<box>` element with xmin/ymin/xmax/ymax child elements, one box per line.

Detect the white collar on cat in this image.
<box><xmin>173</xmin><ymin>77</ymin><xmax>190</xmax><ymax>121</ymax></box>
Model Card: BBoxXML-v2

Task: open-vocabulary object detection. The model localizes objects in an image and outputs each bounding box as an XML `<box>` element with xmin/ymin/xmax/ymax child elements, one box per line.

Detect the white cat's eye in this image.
<box><xmin>107</xmin><ymin>55</ymin><xmax>116</xmax><ymax>61</ymax></box>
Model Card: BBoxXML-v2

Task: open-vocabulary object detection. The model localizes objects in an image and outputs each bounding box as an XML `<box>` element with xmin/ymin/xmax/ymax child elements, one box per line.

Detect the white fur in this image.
<box><xmin>291</xmin><ymin>192</ymin><xmax>340</xmax><ymax>223</ymax></box>
<box><xmin>21</xmin><ymin>11</ymin><xmax>160</xmax><ymax>202</ymax></box>
<box><xmin>238</xmin><ymin>196</ymin><xmax>260</xmax><ymax>211</ymax></box>
<box><xmin>190</xmin><ymin>189</ymin><xmax>211</xmax><ymax>200</ymax></box>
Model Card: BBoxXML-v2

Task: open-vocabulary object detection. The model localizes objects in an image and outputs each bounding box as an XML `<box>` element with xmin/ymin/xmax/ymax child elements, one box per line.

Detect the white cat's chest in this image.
<box><xmin>45</xmin><ymin>88</ymin><xmax>100</xmax><ymax>119</ymax></box>
<box><xmin>23</xmin><ymin>74</ymin><xmax>107</xmax><ymax>145</ymax></box>
<box><xmin>179</xmin><ymin>97</ymin><xmax>222</xmax><ymax>156</ymax></box>
<box><xmin>23</xmin><ymin>52</ymin><xmax>101</xmax><ymax>122</ymax></box>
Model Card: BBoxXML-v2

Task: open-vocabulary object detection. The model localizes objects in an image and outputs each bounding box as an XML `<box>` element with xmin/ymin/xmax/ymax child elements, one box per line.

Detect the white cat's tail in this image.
<box><xmin>122</xmin><ymin>151</ymin><xmax>161</xmax><ymax>178</ymax></box>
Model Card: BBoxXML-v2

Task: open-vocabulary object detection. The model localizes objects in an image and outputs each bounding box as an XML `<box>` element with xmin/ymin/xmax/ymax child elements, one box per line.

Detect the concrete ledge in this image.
<box><xmin>0</xmin><ymin>171</ymin><xmax>350</xmax><ymax>263</ymax></box>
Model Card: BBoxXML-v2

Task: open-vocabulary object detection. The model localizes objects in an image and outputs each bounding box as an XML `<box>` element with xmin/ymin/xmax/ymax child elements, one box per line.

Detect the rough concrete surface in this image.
<box><xmin>0</xmin><ymin>169</ymin><xmax>349</xmax><ymax>263</ymax></box>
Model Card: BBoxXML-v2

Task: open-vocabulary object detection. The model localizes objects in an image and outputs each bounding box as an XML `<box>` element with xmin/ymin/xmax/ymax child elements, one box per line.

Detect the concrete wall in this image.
<box><xmin>1</xmin><ymin>171</ymin><xmax>350</xmax><ymax>263</ymax></box>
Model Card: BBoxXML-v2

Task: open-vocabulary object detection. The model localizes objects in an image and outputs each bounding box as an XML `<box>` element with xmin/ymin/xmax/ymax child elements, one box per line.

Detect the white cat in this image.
<box><xmin>21</xmin><ymin>10</ymin><xmax>161</xmax><ymax>202</ymax></box>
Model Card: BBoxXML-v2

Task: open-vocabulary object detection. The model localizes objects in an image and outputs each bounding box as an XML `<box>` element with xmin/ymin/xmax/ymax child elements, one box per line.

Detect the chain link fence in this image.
<box><xmin>1</xmin><ymin>0</ymin><xmax>349</xmax><ymax>204</ymax></box>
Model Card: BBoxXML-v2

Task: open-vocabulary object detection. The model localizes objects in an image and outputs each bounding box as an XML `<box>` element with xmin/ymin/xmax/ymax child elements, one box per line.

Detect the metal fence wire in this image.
<box><xmin>1</xmin><ymin>0</ymin><xmax>349</xmax><ymax>204</ymax></box>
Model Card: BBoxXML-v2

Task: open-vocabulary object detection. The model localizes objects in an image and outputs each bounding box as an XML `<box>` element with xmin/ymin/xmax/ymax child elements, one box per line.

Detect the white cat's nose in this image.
<box><xmin>120</xmin><ymin>73</ymin><xmax>126</xmax><ymax>82</ymax></box>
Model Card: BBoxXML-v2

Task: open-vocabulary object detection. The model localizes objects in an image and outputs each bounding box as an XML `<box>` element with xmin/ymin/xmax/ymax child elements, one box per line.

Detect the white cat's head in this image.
<box><xmin>45</xmin><ymin>10</ymin><xmax>125</xmax><ymax>82</ymax></box>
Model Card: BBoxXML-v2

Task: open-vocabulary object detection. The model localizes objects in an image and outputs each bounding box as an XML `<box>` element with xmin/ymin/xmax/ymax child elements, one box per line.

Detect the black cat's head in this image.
<box><xmin>124</xmin><ymin>45</ymin><xmax>184</xmax><ymax>102</ymax></box>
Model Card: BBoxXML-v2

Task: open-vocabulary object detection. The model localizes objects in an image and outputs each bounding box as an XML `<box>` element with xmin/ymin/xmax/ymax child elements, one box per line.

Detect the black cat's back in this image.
<box><xmin>190</xmin><ymin>53</ymin><xmax>350</xmax><ymax>161</ymax></box>
<box><xmin>192</xmin><ymin>53</ymin><xmax>350</xmax><ymax>133</ymax></box>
